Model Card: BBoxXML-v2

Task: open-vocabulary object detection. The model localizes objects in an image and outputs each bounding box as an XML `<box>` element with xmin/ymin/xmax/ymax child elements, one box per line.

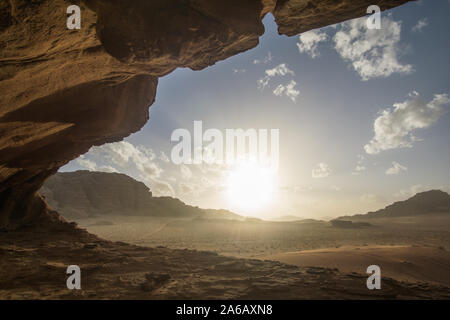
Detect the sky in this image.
<box><xmin>61</xmin><ymin>0</ymin><xmax>450</xmax><ymax>220</ymax></box>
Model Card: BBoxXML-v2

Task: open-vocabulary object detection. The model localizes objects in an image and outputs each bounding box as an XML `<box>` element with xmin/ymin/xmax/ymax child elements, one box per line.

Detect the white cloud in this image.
<box><xmin>257</xmin><ymin>77</ymin><xmax>270</xmax><ymax>90</ymax></box>
<box><xmin>352</xmin><ymin>165</ymin><xmax>366</xmax><ymax>175</ymax></box>
<box><xmin>385</xmin><ymin>161</ymin><xmax>407</xmax><ymax>175</ymax></box>
<box><xmin>151</xmin><ymin>180</ymin><xmax>175</xmax><ymax>197</ymax></box>
<box><xmin>180</xmin><ymin>164</ymin><xmax>192</xmax><ymax>180</ymax></box>
<box><xmin>83</xmin><ymin>141</ymin><xmax>163</xmax><ymax>179</ymax></box>
<box><xmin>273</xmin><ymin>80</ymin><xmax>300</xmax><ymax>102</ymax></box>
<box><xmin>179</xmin><ymin>182</ymin><xmax>195</xmax><ymax>195</ymax></box>
<box><xmin>352</xmin><ymin>154</ymin><xmax>367</xmax><ymax>175</ymax></box>
<box><xmin>257</xmin><ymin>63</ymin><xmax>295</xmax><ymax>90</ymax></box>
<box><xmin>77</xmin><ymin>156</ymin><xmax>97</xmax><ymax>171</ymax></box>
<box><xmin>365</xmin><ymin>92</ymin><xmax>450</xmax><ymax>154</ymax></box>
<box><xmin>333</xmin><ymin>16</ymin><xmax>413</xmax><ymax>80</ymax></box>
<box><xmin>76</xmin><ymin>155</ymin><xmax>118</xmax><ymax>173</ymax></box>
<box><xmin>265</xmin><ymin>63</ymin><xmax>294</xmax><ymax>77</ymax></box>
<box><xmin>159</xmin><ymin>151</ymin><xmax>170</xmax><ymax>163</ymax></box>
<box><xmin>412</xmin><ymin>18</ymin><xmax>428</xmax><ymax>32</ymax></box>
<box><xmin>297</xmin><ymin>29</ymin><xmax>328</xmax><ymax>58</ymax></box>
<box><xmin>253</xmin><ymin>51</ymin><xmax>272</xmax><ymax>64</ymax></box>
<box><xmin>312</xmin><ymin>162</ymin><xmax>332</xmax><ymax>178</ymax></box>
<box><xmin>233</xmin><ymin>69</ymin><xmax>246</xmax><ymax>74</ymax></box>
<box><xmin>141</xmin><ymin>162</ymin><xmax>162</xmax><ymax>179</ymax></box>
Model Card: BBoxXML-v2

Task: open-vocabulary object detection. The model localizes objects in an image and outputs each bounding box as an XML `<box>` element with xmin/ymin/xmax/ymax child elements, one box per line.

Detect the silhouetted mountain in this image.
<box><xmin>268</xmin><ymin>216</ymin><xmax>324</xmax><ymax>224</ymax></box>
<box><xmin>340</xmin><ymin>190</ymin><xmax>450</xmax><ymax>220</ymax></box>
<box><xmin>268</xmin><ymin>215</ymin><xmax>304</xmax><ymax>222</ymax></box>
<box><xmin>40</xmin><ymin>171</ymin><xmax>242</xmax><ymax>220</ymax></box>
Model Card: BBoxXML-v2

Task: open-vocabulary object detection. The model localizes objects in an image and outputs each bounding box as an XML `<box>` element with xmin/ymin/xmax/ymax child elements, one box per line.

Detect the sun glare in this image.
<box><xmin>226</xmin><ymin>162</ymin><xmax>275</xmax><ymax>211</ymax></box>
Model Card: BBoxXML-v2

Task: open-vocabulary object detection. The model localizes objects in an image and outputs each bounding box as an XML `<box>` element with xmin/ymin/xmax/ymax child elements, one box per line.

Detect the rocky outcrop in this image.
<box><xmin>272</xmin><ymin>0</ymin><xmax>411</xmax><ymax>35</ymax></box>
<box><xmin>341</xmin><ymin>190</ymin><xmax>450</xmax><ymax>220</ymax></box>
<box><xmin>40</xmin><ymin>170</ymin><xmax>242</xmax><ymax>220</ymax></box>
<box><xmin>0</xmin><ymin>0</ymin><xmax>412</xmax><ymax>229</ymax></box>
<box><xmin>41</xmin><ymin>171</ymin><xmax>157</xmax><ymax>218</ymax></box>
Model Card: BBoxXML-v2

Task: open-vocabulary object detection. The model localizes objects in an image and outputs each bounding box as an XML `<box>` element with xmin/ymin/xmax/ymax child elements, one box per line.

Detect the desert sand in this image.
<box><xmin>264</xmin><ymin>245</ymin><xmax>450</xmax><ymax>286</ymax></box>
<box><xmin>1</xmin><ymin>226</ymin><xmax>450</xmax><ymax>300</ymax></box>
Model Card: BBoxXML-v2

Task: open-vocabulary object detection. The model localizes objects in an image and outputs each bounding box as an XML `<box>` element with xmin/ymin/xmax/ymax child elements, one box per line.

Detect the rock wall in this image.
<box><xmin>0</xmin><ymin>0</ymin><xmax>412</xmax><ymax>229</ymax></box>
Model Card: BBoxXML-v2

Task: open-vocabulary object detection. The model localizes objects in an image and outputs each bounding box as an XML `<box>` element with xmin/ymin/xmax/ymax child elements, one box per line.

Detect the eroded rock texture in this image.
<box><xmin>273</xmin><ymin>0</ymin><xmax>413</xmax><ymax>35</ymax></box>
<box><xmin>0</xmin><ymin>0</ymin><xmax>412</xmax><ymax>229</ymax></box>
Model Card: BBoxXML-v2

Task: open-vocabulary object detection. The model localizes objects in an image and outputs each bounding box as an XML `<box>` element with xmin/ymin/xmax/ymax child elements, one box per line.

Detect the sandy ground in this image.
<box><xmin>76</xmin><ymin>215</ymin><xmax>450</xmax><ymax>259</ymax></box>
<box><xmin>1</xmin><ymin>226</ymin><xmax>450</xmax><ymax>299</ymax></box>
<box><xmin>264</xmin><ymin>245</ymin><xmax>450</xmax><ymax>286</ymax></box>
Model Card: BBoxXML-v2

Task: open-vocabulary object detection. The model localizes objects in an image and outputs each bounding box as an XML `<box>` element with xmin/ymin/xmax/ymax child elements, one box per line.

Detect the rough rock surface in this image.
<box><xmin>0</xmin><ymin>0</ymin><xmax>411</xmax><ymax>228</ymax></box>
<box><xmin>272</xmin><ymin>0</ymin><xmax>412</xmax><ymax>35</ymax></box>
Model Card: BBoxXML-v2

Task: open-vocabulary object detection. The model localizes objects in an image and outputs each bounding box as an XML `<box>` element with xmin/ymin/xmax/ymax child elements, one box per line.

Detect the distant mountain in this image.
<box><xmin>339</xmin><ymin>190</ymin><xmax>450</xmax><ymax>220</ymax></box>
<box><xmin>268</xmin><ymin>215</ymin><xmax>305</xmax><ymax>222</ymax></box>
<box><xmin>268</xmin><ymin>215</ymin><xmax>323</xmax><ymax>223</ymax></box>
<box><xmin>40</xmin><ymin>171</ymin><xmax>243</xmax><ymax>220</ymax></box>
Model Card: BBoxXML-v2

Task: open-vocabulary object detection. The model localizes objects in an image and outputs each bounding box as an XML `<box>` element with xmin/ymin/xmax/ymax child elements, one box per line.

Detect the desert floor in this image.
<box><xmin>1</xmin><ymin>214</ymin><xmax>450</xmax><ymax>299</ymax></box>
<box><xmin>77</xmin><ymin>214</ymin><xmax>450</xmax><ymax>256</ymax></box>
<box><xmin>1</xmin><ymin>225</ymin><xmax>450</xmax><ymax>299</ymax></box>
<box><xmin>264</xmin><ymin>245</ymin><xmax>450</xmax><ymax>286</ymax></box>
<box><xmin>73</xmin><ymin>214</ymin><xmax>450</xmax><ymax>289</ymax></box>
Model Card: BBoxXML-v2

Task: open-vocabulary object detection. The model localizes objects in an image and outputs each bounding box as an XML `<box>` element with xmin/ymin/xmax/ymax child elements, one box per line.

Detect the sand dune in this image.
<box><xmin>264</xmin><ymin>245</ymin><xmax>450</xmax><ymax>286</ymax></box>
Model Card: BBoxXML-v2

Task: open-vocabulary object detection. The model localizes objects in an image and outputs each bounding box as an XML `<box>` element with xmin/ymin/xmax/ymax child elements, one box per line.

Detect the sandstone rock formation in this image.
<box><xmin>40</xmin><ymin>170</ymin><xmax>242</xmax><ymax>219</ymax></box>
<box><xmin>0</xmin><ymin>0</ymin><xmax>412</xmax><ymax>229</ymax></box>
<box><xmin>341</xmin><ymin>190</ymin><xmax>450</xmax><ymax>220</ymax></box>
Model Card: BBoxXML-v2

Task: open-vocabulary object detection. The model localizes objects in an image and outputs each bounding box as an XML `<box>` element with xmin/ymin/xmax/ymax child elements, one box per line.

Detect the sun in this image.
<box><xmin>226</xmin><ymin>162</ymin><xmax>275</xmax><ymax>211</ymax></box>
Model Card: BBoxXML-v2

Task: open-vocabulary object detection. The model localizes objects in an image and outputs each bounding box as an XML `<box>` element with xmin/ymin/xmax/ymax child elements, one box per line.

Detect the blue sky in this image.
<box><xmin>62</xmin><ymin>0</ymin><xmax>450</xmax><ymax>219</ymax></box>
